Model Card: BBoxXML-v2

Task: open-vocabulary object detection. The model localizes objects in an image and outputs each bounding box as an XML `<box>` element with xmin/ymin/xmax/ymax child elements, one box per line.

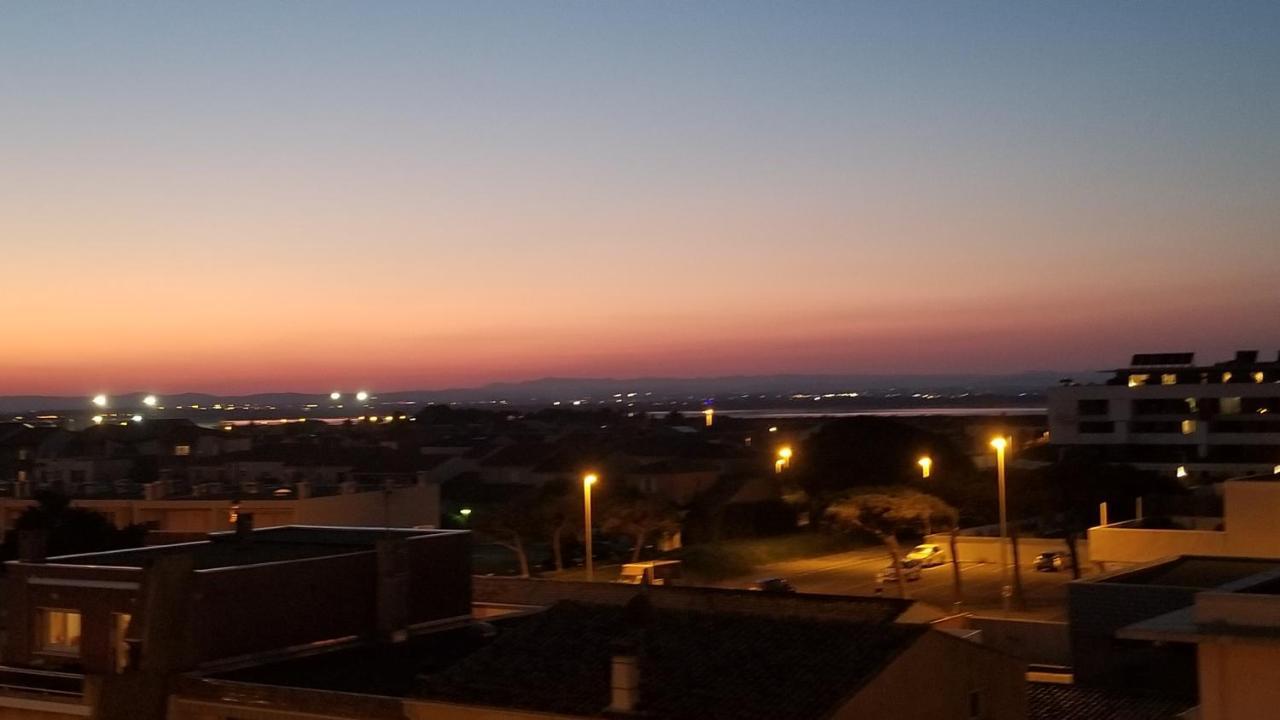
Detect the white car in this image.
<box><xmin>904</xmin><ymin>543</ymin><xmax>947</xmax><ymax>567</ymax></box>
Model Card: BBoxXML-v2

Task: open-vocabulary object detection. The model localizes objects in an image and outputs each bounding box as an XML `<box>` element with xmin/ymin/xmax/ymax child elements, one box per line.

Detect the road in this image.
<box><xmin>714</xmin><ymin>547</ymin><xmax>1078</xmax><ymax>620</ymax></box>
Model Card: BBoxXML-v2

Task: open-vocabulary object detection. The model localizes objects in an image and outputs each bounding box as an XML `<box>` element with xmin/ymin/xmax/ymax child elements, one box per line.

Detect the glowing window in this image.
<box><xmin>1128</xmin><ymin>374</ymin><xmax>1150</xmax><ymax>388</ymax></box>
<box><xmin>174</xmin><ymin>445</ymin><xmax>191</xmax><ymax>457</ymax></box>
<box><xmin>1181</xmin><ymin>420</ymin><xmax>1196</xmax><ymax>435</ymax></box>
<box><xmin>1254</xmin><ymin>371</ymin><xmax>1265</xmax><ymax>384</ymax></box>
<box><xmin>1222</xmin><ymin>371</ymin><xmax>1233</xmax><ymax>383</ymax></box>
<box><xmin>39</xmin><ymin>609</ymin><xmax>81</xmax><ymax>655</ymax></box>
<box><xmin>1161</xmin><ymin>374</ymin><xmax>1178</xmax><ymax>386</ymax></box>
<box><xmin>1176</xmin><ymin>466</ymin><xmax>1188</xmax><ymax>479</ymax></box>
<box><xmin>1186</xmin><ymin>398</ymin><xmax>1198</xmax><ymax>413</ymax></box>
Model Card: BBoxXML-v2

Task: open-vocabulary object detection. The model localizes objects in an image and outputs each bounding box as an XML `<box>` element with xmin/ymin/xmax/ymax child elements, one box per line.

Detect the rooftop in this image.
<box><xmin>212</xmin><ymin>600</ymin><xmax>925</xmax><ymax>720</ymax></box>
<box><xmin>1094</xmin><ymin>556</ymin><xmax>1280</xmax><ymax>589</ymax></box>
<box><xmin>1028</xmin><ymin>683</ymin><xmax>1193</xmax><ymax>720</ymax></box>
<box><xmin>37</xmin><ymin>525</ymin><xmax>461</xmax><ymax>570</ymax></box>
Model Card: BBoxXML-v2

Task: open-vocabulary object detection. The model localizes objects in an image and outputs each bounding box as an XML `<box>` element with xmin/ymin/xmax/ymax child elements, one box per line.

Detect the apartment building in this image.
<box><xmin>1048</xmin><ymin>351</ymin><xmax>1280</xmax><ymax>480</ymax></box>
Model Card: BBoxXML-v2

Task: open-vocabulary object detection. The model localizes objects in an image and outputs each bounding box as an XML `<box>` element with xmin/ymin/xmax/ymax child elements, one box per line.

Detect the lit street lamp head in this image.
<box><xmin>778</xmin><ymin>447</ymin><xmax>793</xmax><ymax>460</ymax></box>
<box><xmin>355</xmin><ymin>390</ymin><xmax>370</xmax><ymax>402</ymax></box>
<box><xmin>143</xmin><ymin>395</ymin><xmax>158</xmax><ymax>407</ymax></box>
<box><xmin>329</xmin><ymin>391</ymin><xmax>341</xmax><ymax>401</ymax></box>
<box><xmin>583</xmin><ymin>473</ymin><xmax>598</xmax><ymax>487</ymax></box>
<box><xmin>92</xmin><ymin>394</ymin><xmax>108</xmax><ymax>408</ymax></box>
<box><xmin>990</xmin><ymin>437</ymin><xmax>1007</xmax><ymax>451</ymax></box>
<box><xmin>918</xmin><ymin>456</ymin><xmax>932</xmax><ymax>478</ymax></box>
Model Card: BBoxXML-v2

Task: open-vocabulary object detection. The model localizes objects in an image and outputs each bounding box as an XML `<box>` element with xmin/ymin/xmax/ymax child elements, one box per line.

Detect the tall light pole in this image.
<box><xmin>703</xmin><ymin>407</ymin><xmax>714</xmax><ymax>427</ymax></box>
<box><xmin>583</xmin><ymin>473</ymin><xmax>598</xmax><ymax>581</ymax></box>
<box><xmin>776</xmin><ymin>446</ymin><xmax>793</xmax><ymax>473</ymax></box>
<box><xmin>991</xmin><ymin>437</ymin><xmax>1011</xmax><ymax>612</ymax></box>
<box><xmin>918</xmin><ymin>456</ymin><xmax>932</xmax><ymax>479</ymax></box>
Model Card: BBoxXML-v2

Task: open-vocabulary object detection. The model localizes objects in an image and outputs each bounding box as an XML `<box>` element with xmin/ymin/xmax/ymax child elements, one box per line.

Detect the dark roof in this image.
<box><xmin>416</xmin><ymin>600</ymin><xmax>924</xmax><ymax>720</ymax></box>
<box><xmin>1028</xmin><ymin>683</ymin><xmax>1192</xmax><ymax>720</ymax></box>
<box><xmin>39</xmin><ymin>525</ymin><xmax>459</xmax><ymax>570</ymax></box>
<box><xmin>1100</xmin><ymin>556</ymin><xmax>1280</xmax><ymax>589</ymax></box>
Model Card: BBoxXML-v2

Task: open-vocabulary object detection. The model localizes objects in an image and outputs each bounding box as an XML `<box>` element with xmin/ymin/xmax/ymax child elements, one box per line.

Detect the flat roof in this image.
<box><xmin>38</xmin><ymin>525</ymin><xmax>461</xmax><ymax>571</ymax></box>
<box><xmin>1094</xmin><ymin>556</ymin><xmax>1280</xmax><ymax>589</ymax></box>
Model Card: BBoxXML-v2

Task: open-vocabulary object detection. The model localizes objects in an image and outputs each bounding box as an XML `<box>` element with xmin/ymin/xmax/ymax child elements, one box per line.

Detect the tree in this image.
<box><xmin>826</xmin><ymin>488</ymin><xmax>956</xmax><ymax>599</ymax></box>
<box><xmin>791</xmin><ymin>417</ymin><xmax>974</xmax><ymax>525</ymax></box>
<box><xmin>4</xmin><ymin>491</ymin><xmax>146</xmax><ymax>560</ymax></box>
<box><xmin>470</xmin><ymin>489</ymin><xmax>543</xmax><ymax>577</ymax></box>
<box><xmin>601</xmin><ymin>491</ymin><xmax>681</xmax><ymax>562</ymax></box>
<box><xmin>536</xmin><ymin>480</ymin><xmax>583</xmax><ymax>572</ymax></box>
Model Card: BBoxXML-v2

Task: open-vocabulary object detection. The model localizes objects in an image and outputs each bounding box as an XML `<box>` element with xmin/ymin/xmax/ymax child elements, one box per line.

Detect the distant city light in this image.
<box><xmin>330</xmin><ymin>391</ymin><xmax>342</xmax><ymax>401</ymax></box>
<box><xmin>459</xmin><ymin>508</ymin><xmax>472</xmax><ymax>517</ymax></box>
<box><xmin>1177</xmin><ymin>465</ymin><xmax>1189</xmax><ymax>479</ymax></box>
<box><xmin>91</xmin><ymin>415</ymin><xmax>103</xmax><ymax>424</ymax></box>
<box><xmin>143</xmin><ymin>395</ymin><xmax>158</xmax><ymax>407</ymax></box>
<box><xmin>92</xmin><ymin>394</ymin><xmax>108</xmax><ymax>408</ymax></box>
<box><xmin>356</xmin><ymin>390</ymin><xmax>369</xmax><ymax>402</ymax></box>
<box><xmin>131</xmin><ymin>415</ymin><xmax>143</xmax><ymax>423</ymax></box>
<box><xmin>768</xmin><ymin>426</ymin><xmax>778</xmax><ymax>432</ymax></box>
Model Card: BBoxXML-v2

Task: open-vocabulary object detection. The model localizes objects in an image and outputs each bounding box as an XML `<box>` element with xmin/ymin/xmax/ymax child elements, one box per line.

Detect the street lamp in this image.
<box><xmin>355</xmin><ymin>390</ymin><xmax>370</xmax><ymax>402</ymax></box>
<box><xmin>143</xmin><ymin>395</ymin><xmax>158</xmax><ymax>407</ymax></box>
<box><xmin>583</xmin><ymin>473</ymin><xmax>598</xmax><ymax>581</ymax></box>
<box><xmin>918</xmin><ymin>456</ymin><xmax>932</xmax><ymax>479</ymax></box>
<box><xmin>330</xmin><ymin>391</ymin><xmax>342</xmax><ymax>401</ymax></box>
<box><xmin>92</xmin><ymin>394</ymin><xmax>108</xmax><ymax>408</ymax></box>
<box><xmin>991</xmin><ymin>437</ymin><xmax>1011</xmax><ymax>612</ymax></box>
<box><xmin>703</xmin><ymin>407</ymin><xmax>714</xmax><ymax>427</ymax></box>
<box><xmin>776</xmin><ymin>446</ymin><xmax>793</xmax><ymax>474</ymax></box>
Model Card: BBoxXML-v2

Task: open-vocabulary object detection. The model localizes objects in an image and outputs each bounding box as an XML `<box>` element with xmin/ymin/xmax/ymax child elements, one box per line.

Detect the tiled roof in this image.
<box><xmin>1028</xmin><ymin>683</ymin><xmax>1193</xmax><ymax>720</ymax></box>
<box><xmin>417</xmin><ymin>600</ymin><xmax>923</xmax><ymax>720</ymax></box>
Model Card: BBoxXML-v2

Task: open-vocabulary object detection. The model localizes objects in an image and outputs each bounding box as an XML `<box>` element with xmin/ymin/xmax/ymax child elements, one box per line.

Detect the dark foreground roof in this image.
<box><xmin>1028</xmin><ymin>683</ymin><xmax>1193</xmax><ymax>720</ymax></box>
<box><xmin>417</xmin><ymin>600</ymin><xmax>924</xmax><ymax>720</ymax></box>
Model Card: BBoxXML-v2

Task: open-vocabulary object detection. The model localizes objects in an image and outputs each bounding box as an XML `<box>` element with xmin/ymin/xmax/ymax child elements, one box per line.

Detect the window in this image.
<box><xmin>1077</xmin><ymin>399</ymin><xmax>1109</xmax><ymax>416</ymax></box>
<box><xmin>1177</xmin><ymin>466</ymin><xmax>1189</xmax><ymax>479</ymax></box>
<box><xmin>1078</xmin><ymin>421</ymin><xmax>1115</xmax><ymax>434</ymax></box>
<box><xmin>1181</xmin><ymin>420</ymin><xmax>1196</xmax><ymax>435</ymax></box>
<box><xmin>1254</xmin><ymin>371</ymin><xmax>1266</xmax><ymax>384</ymax></box>
<box><xmin>39</xmin><ymin>609</ymin><xmax>81</xmax><ymax>655</ymax></box>
<box><xmin>1222</xmin><ymin>371</ymin><xmax>1233</xmax><ymax>383</ymax></box>
<box><xmin>1221</xmin><ymin>397</ymin><xmax>1242</xmax><ymax>415</ymax></box>
<box><xmin>174</xmin><ymin>445</ymin><xmax>191</xmax><ymax>457</ymax></box>
<box><xmin>1161</xmin><ymin>373</ymin><xmax>1178</xmax><ymax>385</ymax></box>
<box><xmin>1128</xmin><ymin>374</ymin><xmax>1150</xmax><ymax>388</ymax></box>
<box><xmin>113</xmin><ymin>613</ymin><xmax>132</xmax><ymax>673</ymax></box>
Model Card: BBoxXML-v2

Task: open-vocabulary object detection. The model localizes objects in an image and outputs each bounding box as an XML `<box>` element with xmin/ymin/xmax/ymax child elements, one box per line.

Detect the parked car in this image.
<box><xmin>877</xmin><ymin>559</ymin><xmax>923</xmax><ymax>583</ymax></box>
<box><xmin>1034</xmin><ymin>551</ymin><xmax>1071</xmax><ymax>572</ymax></box>
<box><xmin>904</xmin><ymin>543</ymin><xmax>947</xmax><ymax>567</ymax></box>
<box><xmin>615</xmin><ymin>560</ymin><xmax>683</xmax><ymax>585</ymax></box>
<box><xmin>750</xmin><ymin>577</ymin><xmax>796</xmax><ymax>593</ymax></box>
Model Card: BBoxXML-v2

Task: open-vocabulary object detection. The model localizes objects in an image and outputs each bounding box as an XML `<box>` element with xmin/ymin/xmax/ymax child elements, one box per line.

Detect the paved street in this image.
<box><xmin>714</xmin><ymin>547</ymin><xmax>1079</xmax><ymax>620</ymax></box>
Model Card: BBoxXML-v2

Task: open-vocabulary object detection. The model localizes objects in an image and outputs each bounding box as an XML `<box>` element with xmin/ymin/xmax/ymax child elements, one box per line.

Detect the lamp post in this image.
<box><xmin>918</xmin><ymin>456</ymin><xmax>932</xmax><ymax>479</ymax></box>
<box><xmin>991</xmin><ymin>437</ymin><xmax>1011</xmax><ymax>612</ymax></box>
<box><xmin>703</xmin><ymin>407</ymin><xmax>714</xmax><ymax>427</ymax></box>
<box><xmin>583</xmin><ymin>473</ymin><xmax>598</xmax><ymax>581</ymax></box>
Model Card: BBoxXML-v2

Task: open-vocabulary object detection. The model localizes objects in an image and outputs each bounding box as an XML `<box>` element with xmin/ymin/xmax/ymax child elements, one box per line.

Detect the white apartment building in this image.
<box><xmin>1048</xmin><ymin>351</ymin><xmax>1280</xmax><ymax>481</ymax></box>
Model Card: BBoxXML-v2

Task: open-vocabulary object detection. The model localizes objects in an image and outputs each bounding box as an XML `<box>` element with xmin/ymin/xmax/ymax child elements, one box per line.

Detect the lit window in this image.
<box><xmin>1186</xmin><ymin>398</ymin><xmax>1198</xmax><ymax>413</ymax></box>
<box><xmin>1128</xmin><ymin>374</ymin><xmax>1150</xmax><ymax>388</ymax></box>
<box><xmin>1161</xmin><ymin>374</ymin><xmax>1177</xmax><ymax>386</ymax></box>
<box><xmin>174</xmin><ymin>445</ymin><xmax>191</xmax><ymax>457</ymax></box>
<box><xmin>1176</xmin><ymin>466</ymin><xmax>1189</xmax><ymax>479</ymax></box>
<box><xmin>1222</xmin><ymin>371</ymin><xmax>1233</xmax><ymax>383</ymax></box>
<box><xmin>1254</xmin><ymin>371</ymin><xmax>1265</xmax><ymax>384</ymax></box>
<box><xmin>39</xmin><ymin>609</ymin><xmax>81</xmax><ymax>655</ymax></box>
<box><xmin>1181</xmin><ymin>420</ymin><xmax>1196</xmax><ymax>435</ymax></box>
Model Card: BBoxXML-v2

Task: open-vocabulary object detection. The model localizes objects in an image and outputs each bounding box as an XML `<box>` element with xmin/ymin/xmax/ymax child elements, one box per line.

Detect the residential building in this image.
<box><xmin>1048</xmin><ymin>351</ymin><xmax>1280</xmax><ymax>481</ymax></box>
<box><xmin>1088</xmin><ymin>474</ymin><xmax>1280</xmax><ymax>568</ymax></box>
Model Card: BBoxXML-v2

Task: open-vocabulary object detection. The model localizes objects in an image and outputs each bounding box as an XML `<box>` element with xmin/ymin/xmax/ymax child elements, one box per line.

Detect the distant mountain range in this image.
<box><xmin>0</xmin><ymin>371</ymin><xmax>1103</xmax><ymax>413</ymax></box>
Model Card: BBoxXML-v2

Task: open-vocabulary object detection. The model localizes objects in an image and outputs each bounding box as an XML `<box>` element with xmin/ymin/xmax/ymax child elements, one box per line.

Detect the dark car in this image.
<box><xmin>751</xmin><ymin>577</ymin><xmax>797</xmax><ymax>593</ymax></box>
<box><xmin>1034</xmin><ymin>551</ymin><xmax>1071</xmax><ymax>572</ymax></box>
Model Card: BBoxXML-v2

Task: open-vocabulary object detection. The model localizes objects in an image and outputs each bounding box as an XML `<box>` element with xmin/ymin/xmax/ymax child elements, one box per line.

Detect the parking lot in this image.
<box><xmin>716</xmin><ymin>546</ymin><xmax>1080</xmax><ymax>620</ymax></box>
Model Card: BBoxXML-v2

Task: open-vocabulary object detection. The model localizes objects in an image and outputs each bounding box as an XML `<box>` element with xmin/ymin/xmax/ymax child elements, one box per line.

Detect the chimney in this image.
<box><xmin>608</xmin><ymin>594</ymin><xmax>652</xmax><ymax>714</ymax></box>
<box><xmin>608</xmin><ymin>653</ymin><xmax>640</xmax><ymax>714</ymax></box>
<box><xmin>235</xmin><ymin>512</ymin><xmax>255</xmax><ymax>543</ymax></box>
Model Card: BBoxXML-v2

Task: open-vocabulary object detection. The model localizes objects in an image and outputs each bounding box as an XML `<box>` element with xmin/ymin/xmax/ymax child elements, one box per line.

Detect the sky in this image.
<box><xmin>2</xmin><ymin>1</ymin><xmax>1278</xmax><ymax>394</ymax></box>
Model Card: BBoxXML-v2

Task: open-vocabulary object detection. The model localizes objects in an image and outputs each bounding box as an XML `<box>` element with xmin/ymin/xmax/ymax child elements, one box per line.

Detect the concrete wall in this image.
<box><xmin>924</xmin><ymin>533</ymin><xmax>1084</xmax><ymax>565</ymax></box>
<box><xmin>1198</xmin><ymin>639</ymin><xmax>1280</xmax><ymax>720</ymax></box>
<box><xmin>293</xmin><ymin>483</ymin><xmax>439</xmax><ymax>529</ymax></box>
<box><xmin>967</xmin><ymin>616</ymin><xmax>1071</xmax><ymax>667</ymax></box>
<box><xmin>1087</xmin><ymin>526</ymin><xmax>1227</xmax><ymax>567</ymax></box>
<box><xmin>834</xmin><ymin>630</ymin><xmax>1026</xmax><ymax>720</ymax></box>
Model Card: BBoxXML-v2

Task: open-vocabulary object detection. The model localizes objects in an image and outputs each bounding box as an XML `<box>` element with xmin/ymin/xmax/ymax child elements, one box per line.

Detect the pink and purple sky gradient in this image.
<box><xmin>2</xmin><ymin>2</ymin><xmax>1278</xmax><ymax>394</ymax></box>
